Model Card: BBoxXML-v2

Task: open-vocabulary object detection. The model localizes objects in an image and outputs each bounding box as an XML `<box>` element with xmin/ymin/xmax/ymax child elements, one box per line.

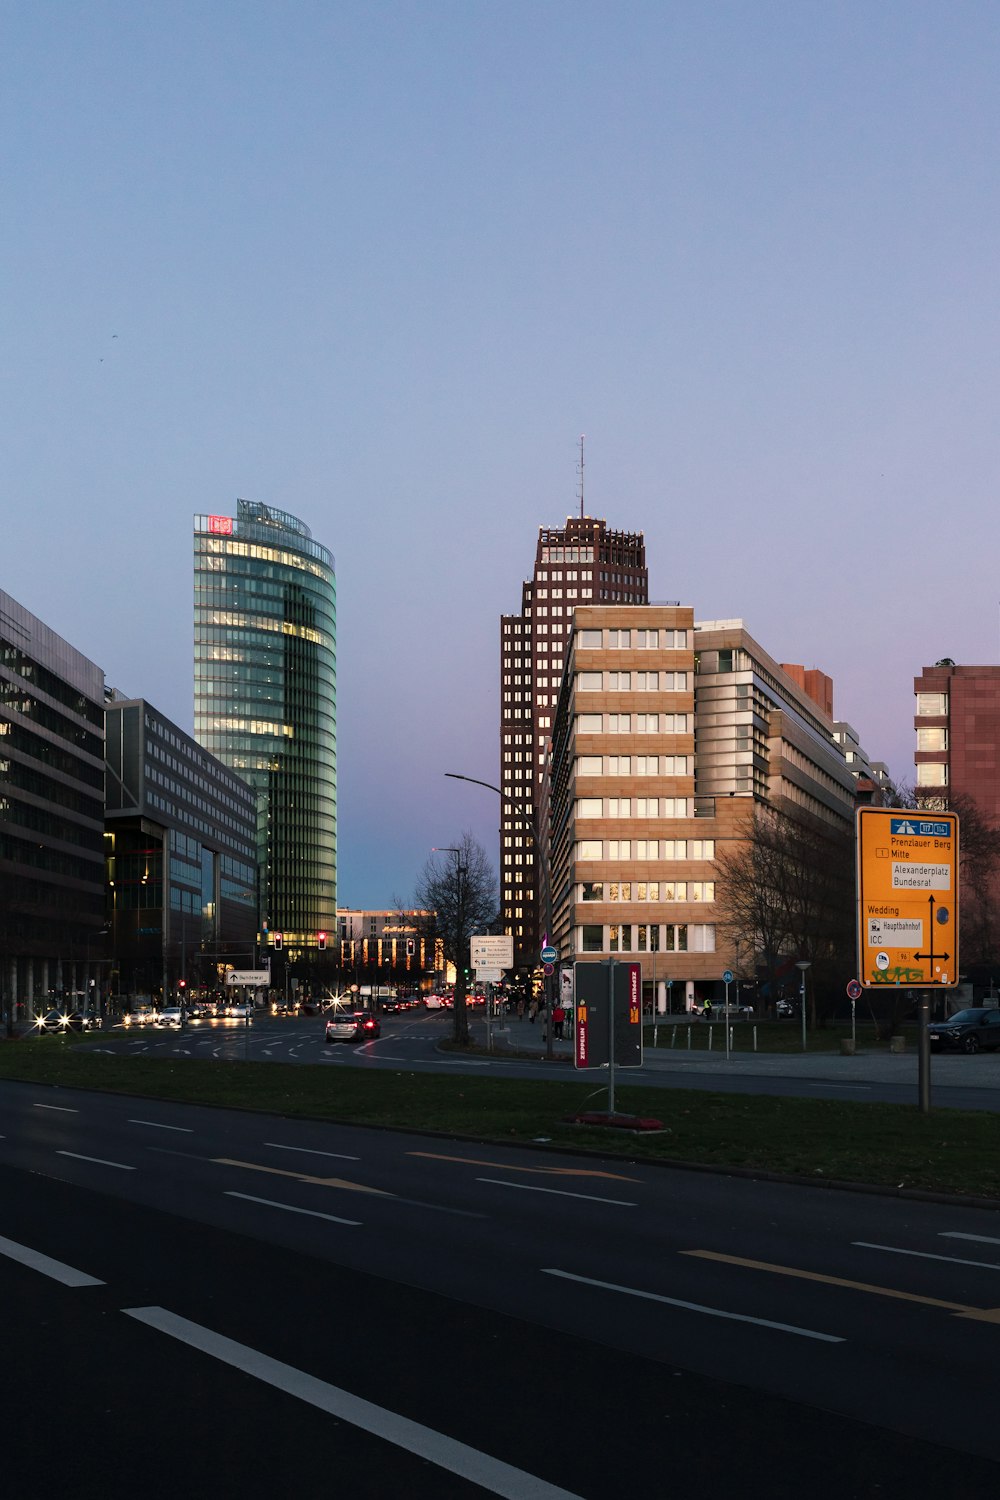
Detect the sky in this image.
<box><xmin>3</xmin><ymin>2</ymin><xmax>1000</xmax><ymax>908</ymax></box>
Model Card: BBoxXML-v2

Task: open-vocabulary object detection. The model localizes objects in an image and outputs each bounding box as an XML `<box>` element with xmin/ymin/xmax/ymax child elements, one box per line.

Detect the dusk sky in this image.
<box><xmin>4</xmin><ymin>3</ymin><xmax>999</xmax><ymax>909</ymax></box>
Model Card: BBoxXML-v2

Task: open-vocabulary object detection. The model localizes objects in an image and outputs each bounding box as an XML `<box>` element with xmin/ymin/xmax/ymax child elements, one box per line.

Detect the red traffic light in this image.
<box><xmin>317</xmin><ymin>931</ymin><xmax>327</xmax><ymax>950</ymax></box>
<box><xmin>178</xmin><ymin>979</ymin><xmax>187</xmax><ymax>990</ymax></box>
<box><xmin>273</xmin><ymin>932</ymin><xmax>283</xmax><ymax>950</ymax></box>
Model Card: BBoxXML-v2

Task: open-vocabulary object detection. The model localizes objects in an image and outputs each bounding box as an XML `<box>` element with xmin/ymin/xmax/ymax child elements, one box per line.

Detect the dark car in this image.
<box><xmin>927</xmin><ymin>1008</ymin><xmax>1000</xmax><ymax>1053</ymax></box>
<box><xmin>35</xmin><ymin>1009</ymin><xmax>71</xmax><ymax>1033</ymax></box>
<box><xmin>325</xmin><ymin>1010</ymin><xmax>381</xmax><ymax>1044</ymax></box>
<box><xmin>65</xmin><ymin>1010</ymin><xmax>103</xmax><ymax>1032</ymax></box>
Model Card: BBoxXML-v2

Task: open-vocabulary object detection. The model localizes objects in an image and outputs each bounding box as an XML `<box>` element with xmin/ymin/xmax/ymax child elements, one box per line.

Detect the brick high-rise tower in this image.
<box><xmin>500</xmin><ymin>514</ymin><xmax>648</xmax><ymax>972</ymax></box>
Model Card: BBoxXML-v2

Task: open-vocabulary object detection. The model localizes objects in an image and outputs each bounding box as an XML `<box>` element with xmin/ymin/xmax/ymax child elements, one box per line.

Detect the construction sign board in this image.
<box><xmin>856</xmin><ymin>808</ymin><xmax>959</xmax><ymax>988</ymax></box>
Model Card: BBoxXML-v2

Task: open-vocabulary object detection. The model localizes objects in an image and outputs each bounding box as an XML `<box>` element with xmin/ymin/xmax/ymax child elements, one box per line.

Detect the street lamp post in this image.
<box><xmin>796</xmin><ymin>960</ymin><xmax>811</xmax><ymax>1052</ymax></box>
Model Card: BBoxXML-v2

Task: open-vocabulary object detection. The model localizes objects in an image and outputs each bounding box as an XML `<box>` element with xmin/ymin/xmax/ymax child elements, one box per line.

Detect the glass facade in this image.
<box><xmin>194</xmin><ymin>501</ymin><xmax>337</xmax><ymax>951</ymax></box>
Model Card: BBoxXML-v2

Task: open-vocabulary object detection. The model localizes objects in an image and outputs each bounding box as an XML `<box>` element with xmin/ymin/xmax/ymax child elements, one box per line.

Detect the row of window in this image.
<box><xmin>577</xmin><ymin>836</ymin><xmax>707</xmax><ymax>858</ymax></box>
<box><xmin>576</xmin><ymin>671</ymin><xmax>688</xmax><ymax>691</ymax></box>
<box><xmin>577</xmin><ymin>629</ymin><xmax>689</xmax><ymax>649</ymax></box>
<box><xmin>577</xmin><ymin>798</ymin><xmax>691</xmax><ymax>818</ymax></box>
<box><xmin>577</xmin><ymin>714</ymin><xmax>690</xmax><ymax>734</ymax></box>
<box><xmin>578</xmin><ymin>923</ymin><xmax>715</xmax><ymax>953</ymax></box>
<box><xmin>576</xmin><ymin>755</ymin><xmax>689</xmax><ymax>775</ymax></box>
<box><xmin>580</xmin><ymin>881</ymin><xmax>714</xmax><ymax>902</ymax></box>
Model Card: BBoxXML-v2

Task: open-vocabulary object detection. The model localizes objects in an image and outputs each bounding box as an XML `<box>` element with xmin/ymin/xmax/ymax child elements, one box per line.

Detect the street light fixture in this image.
<box><xmin>795</xmin><ymin>960</ymin><xmax>811</xmax><ymax>1052</ymax></box>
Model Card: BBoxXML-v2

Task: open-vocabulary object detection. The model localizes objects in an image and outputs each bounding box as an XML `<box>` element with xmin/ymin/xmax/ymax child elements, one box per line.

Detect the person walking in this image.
<box><xmin>553</xmin><ymin>1004</ymin><xmax>565</xmax><ymax>1039</ymax></box>
<box><xmin>528</xmin><ymin>998</ymin><xmax>538</xmax><ymax>1023</ymax></box>
<box><xmin>702</xmin><ymin>997</ymin><xmax>713</xmax><ymax>1021</ymax></box>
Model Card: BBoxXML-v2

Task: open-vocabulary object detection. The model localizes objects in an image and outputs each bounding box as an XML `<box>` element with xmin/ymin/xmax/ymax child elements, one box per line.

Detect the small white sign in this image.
<box><xmin>470</xmin><ymin>935</ymin><xmax>513</xmax><ymax>969</ymax></box>
<box><xmin>225</xmin><ymin>969</ymin><xmax>271</xmax><ymax>987</ymax></box>
<box><xmin>868</xmin><ymin>918</ymin><xmax>922</xmax><ymax>947</ymax></box>
<box><xmin>475</xmin><ymin>967</ymin><xmax>503</xmax><ymax>983</ymax></box>
<box><xmin>891</xmin><ymin>862</ymin><xmax>952</xmax><ymax>890</ymax></box>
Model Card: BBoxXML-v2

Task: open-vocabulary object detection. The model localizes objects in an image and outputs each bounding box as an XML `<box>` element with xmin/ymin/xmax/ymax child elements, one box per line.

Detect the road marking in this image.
<box><xmin>368</xmin><ymin>1054</ymin><xmax>408</xmax><ymax>1061</ymax></box>
<box><xmin>478</xmin><ymin>1178</ymin><xmax>636</xmax><ymax>1207</ymax></box>
<box><xmin>942</xmin><ymin>1232</ymin><xmax>1000</xmax><ymax>1247</ymax></box>
<box><xmin>0</xmin><ymin>1234</ymin><xmax>104</xmax><ymax>1288</ymax></box>
<box><xmin>128</xmin><ymin>1119</ymin><xmax>194</xmax><ymax>1133</ymax></box>
<box><xmin>211</xmin><ymin>1157</ymin><xmax>393</xmax><ymax>1196</ymax></box>
<box><xmin>225</xmin><ymin>1192</ymin><xmax>362</xmax><ymax>1226</ymax></box>
<box><xmin>57</xmin><ymin>1151</ymin><xmax>136</xmax><ymax>1171</ymax></box>
<box><xmin>33</xmin><ymin>1104</ymin><xmax>78</xmax><ymax>1114</ymax></box>
<box><xmin>853</xmin><ymin>1240</ymin><xmax>1000</xmax><ymax>1272</ymax></box>
<box><xmin>264</xmin><ymin>1143</ymin><xmax>360</xmax><ymax>1161</ymax></box>
<box><xmin>683</xmin><ymin>1249</ymin><xmax>1000</xmax><ymax>1324</ymax></box>
<box><xmin>542</xmin><ymin>1268</ymin><xmax>842</xmax><ymax>1343</ymax></box>
<box><xmin>125</xmin><ymin>1307</ymin><xmax>582</xmax><ymax>1498</ymax></box>
<box><xmin>409</xmin><ymin>1151</ymin><xmax>637</xmax><ymax>1183</ymax></box>
<box><xmin>808</xmin><ymin>1083</ymin><xmax>872</xmax><ymax>1091</ymax></box>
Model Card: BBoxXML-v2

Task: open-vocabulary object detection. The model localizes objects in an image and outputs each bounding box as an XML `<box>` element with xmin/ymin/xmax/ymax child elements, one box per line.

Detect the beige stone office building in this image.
<box><xmin>541</xmin><ymin>608</ymin><xmax>856</xmax><ymax>1009</ymax></box>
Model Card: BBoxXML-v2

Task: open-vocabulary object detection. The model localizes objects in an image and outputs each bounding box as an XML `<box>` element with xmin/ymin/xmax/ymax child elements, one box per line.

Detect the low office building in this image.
<box><xmin>105</xmin><ymin>697</ymin><xmax>259</xmax><ymax>1002</ymax></box>
<box><xmin>0</xmin><ymin>589</ymin><xmax>106</xmax><ymax>1019</ymax></box>
<box><xmin>336</xmin><ymin>908</ymin><xmax>438</xmax><ymax>989</ymax></box>
<box><xmin>542</xmin><ymin>609</ymin><xmax>857</xmax><ymax>1008</ymax></box>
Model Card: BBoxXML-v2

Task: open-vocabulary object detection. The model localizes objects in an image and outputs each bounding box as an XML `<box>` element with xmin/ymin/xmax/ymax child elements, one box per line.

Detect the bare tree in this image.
<box><xmin>413</xmin><ymin>832</ymin><xmax>498</xmax><ymax>1045</ymax></box>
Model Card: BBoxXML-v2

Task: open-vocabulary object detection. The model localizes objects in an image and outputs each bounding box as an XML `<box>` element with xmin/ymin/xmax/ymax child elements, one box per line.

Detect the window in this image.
<box><xmin>608</xmin><ymin>882</ymin><xmax>631</xmax><ymax>901</ymax></box>
<box><xmin>916</xmin><ymin>763</ymin><xmax>948</xmax><ymax>787</ymax></box>
<box><xmin>636</xmin><ymin>714</ymin><xmax>659</xmax><ymax>732</ymax></box>
<box><xmin>634</xmin><ymin>629</ymin><xmax>658</xmax><ymax>648</ymax></box>
<box><xmin>608</xmin><ymin>671</ymin><xmax>631</xmax><ymax>690</ymax></box>
<box><xmin>579</xmin><ymin>630</ymin><xmax>601</xmax><ymax>648</ymax></box>
<box><xmin>663</xmin><ymin>630</ymin><xmax>690</xmax><ymax>648</ymax></box>
<box><xmin>578</xmin><ymin>713</ymin><xmax>602</xmax><ymax>733</ymax></box>
<box><xmin>662</xmin><ymin>840</ymin><xmax>686</xmax><ymax>858</ymax></box>
<box><xmin>608</xmin><ymin>630</ymin><xmax>630</xmax><ymax>648</ymax></box>
<box><xmin>662</xmin><ymin>672</ymin><xmax>687</xmax><ymax>690</ymax></box>
<box><xmin>690</xmin><ymin>882</ymin><xmax>715</xmax><ymax>902</ymax></box>
<box><xmin>607</xmin><ymin>798</ymin><xmax>631</xmax><ymax>816</ymax></box>
<box><xmin>607</xmin><ymin>755</ymin><xmax>631</xmax><ymax>774</ymax></box>
<box><xmin>576</xmin><ymin>755</ymin><xmax>602</xmax><ymax>775</ymax></box>
<box><xmin>580</xmin><ymin>925</ymin><xmax>603</xmax><ymax>952</ymax></box>
<box><xmin>662</xmin><ymin>798</ymin><xmax>689</xmax><ymax>816</ymax></box>
<box><xmin>581</xmin><ymin>882</ymin><xmax>604</xmax><ymax>901</ymax></box>
<box><xmin>577</xmin><ymin>672</ymin><xmax>601</xmax><ymax>690</ymax></box>
<box><xmin>609</xmin><ymin>923</ymin><xmax>632</xmax><ymax>952</ymax></box>
<box><xmin>661</xmin><ymin>882</ymin><xmax>686</xmax><ymax>901</ymax></box>
<box><xmin>606</xmin><ymin>840</ymin><xmax>631</xmax><ymax>858</ymax></box>
<box><xmin>664</xmin><ymin>714</ymin><xmax>690</xmax><ymax>732</ymax></box>
<box><xmin>577</xmin><ymin>840</ymin><xmax>603</xmax><ymax>859</ymax></box>
<box><xmin>637</xmin><ymin>882</ymin><xmax>659</xmax><ymax>901</ymax></box>
<box><xmin>917</xmin><ymin>727</ymin><xmax>947</xmax><ymax>751</ymax></box>
<box><xmin>664</xmin><ymin>925</ymin><xmax>688</xmax><ymax>951</ymax></box>
<box><xmin>635</xmin><ymin>798</ymin><xmax>658</xmax><ymax>816</ymax></box>
<box><xmin>662</xmin><ymin>755</ymin><xmax>689</xmax><ymax>774</ymax></box>
<box><xmin>689</xmin><ymin>839</ymin><xmax>715</xmax><ymax>859</ymax></box>
<box><xmin>634</xmin><ymin>671</ymin><xmax>657</xmax><ymax>690</ymax></box>
<box><xmin>916</xmin><ymin>692</ymin><xmax>948</xmax><ymax>716</ymax></box>
<box><xmin>577</xmin><ymin>798</ymin><xmax>602</xmax><ymax>817</ymax></box>
<box><xmin>608</xmin><ymin>714</ymin><xmax>630</xmax><ymax>732</ymax></box>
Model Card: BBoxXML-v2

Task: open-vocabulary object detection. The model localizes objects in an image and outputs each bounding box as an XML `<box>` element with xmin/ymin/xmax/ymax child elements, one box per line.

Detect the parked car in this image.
<box><xmin>325</xmin><ymin>1010</ymin><xmax>381</xmax><ymax>1043</ymax></box>
<box><xmin>927</xmin><ymin>1008</ymin><xmax>1000</xmax><ymax>1053</ymax></box>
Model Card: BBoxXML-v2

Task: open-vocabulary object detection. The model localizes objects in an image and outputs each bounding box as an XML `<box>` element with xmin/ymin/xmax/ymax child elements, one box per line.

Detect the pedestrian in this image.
<box><xmin>528</xmin><ymin>998</ymin><xmax>537</xmax><ymax>1023</ymax></box>
<box><xmin>517</xmin><ymin>997</ymin><xmax>525</xmax><ymax>1020</ymax></box>
<box><xmin>553</xmin><ymin>1004</ymin><xmax>565</xmax><ymax>1039</ymax></box>
<box><xmin>702</xmin><ymin>998</ymin><xmax>713</xmax><ymax>1021</ymax></box>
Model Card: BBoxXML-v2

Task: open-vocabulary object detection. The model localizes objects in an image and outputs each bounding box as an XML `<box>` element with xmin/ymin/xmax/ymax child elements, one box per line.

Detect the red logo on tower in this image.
<box><xmin>208</xmin><ymin>515</ymin><xmax>233</xmax><ymax>535</ymax></box>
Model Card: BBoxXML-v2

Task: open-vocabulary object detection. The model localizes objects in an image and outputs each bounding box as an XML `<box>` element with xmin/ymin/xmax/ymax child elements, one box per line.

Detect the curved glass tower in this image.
<box><xmin>194</xmin><ymin>501</ymin><xmax>336</xmax><ymax>953</ymax></box>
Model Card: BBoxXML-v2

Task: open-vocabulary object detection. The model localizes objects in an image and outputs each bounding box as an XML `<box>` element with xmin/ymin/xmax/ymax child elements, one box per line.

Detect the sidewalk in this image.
<box><xmin>474</xmin><ymin>1013</ymin><xmax>1000</xmax><ymax>1092</ymax></box>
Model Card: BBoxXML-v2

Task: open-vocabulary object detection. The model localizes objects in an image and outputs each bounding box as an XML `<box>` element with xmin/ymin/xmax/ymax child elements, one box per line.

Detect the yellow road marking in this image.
<box><xmin>407</xmin><ymin>1151</ymin><xmax>637</xmax><ymax>1182</ymax></box>
<box><xmin>212</xmin><ymin>1158</ymin><xmax>393</xmax><ymax>1196</ymax></box>
<box><xmin>683</xmin><ymin>1250</ymin><xmax>1000</xmax><ymax>1324</ymax></box>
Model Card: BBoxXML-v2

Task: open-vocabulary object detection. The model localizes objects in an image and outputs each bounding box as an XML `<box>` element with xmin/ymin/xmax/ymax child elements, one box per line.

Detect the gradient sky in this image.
<box><xmin>4</xmin><ymin>2</ymin><xmax>999</xmax><ymax>908</ymax></box>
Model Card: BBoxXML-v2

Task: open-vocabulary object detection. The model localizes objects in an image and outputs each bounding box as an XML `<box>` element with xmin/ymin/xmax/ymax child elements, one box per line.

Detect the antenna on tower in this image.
<box><xmin>578</xmin><ymin>434</ymin><xmax>586</xmax><ymax>519</ymax></box>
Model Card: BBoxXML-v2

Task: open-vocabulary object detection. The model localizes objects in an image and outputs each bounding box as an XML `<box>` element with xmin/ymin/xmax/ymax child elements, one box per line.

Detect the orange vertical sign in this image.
<box><xmin>856</xmin><ymin>808</ymin><xmax>959</xmax><ymax>988</ymax></box>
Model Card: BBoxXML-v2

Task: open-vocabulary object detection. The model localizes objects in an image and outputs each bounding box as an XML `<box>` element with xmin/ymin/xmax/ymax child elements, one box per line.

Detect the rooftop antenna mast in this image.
<box><xmin>578</xmin><ymin>434</ymin><xmax>586</xmax><ymax>519</ymax></box>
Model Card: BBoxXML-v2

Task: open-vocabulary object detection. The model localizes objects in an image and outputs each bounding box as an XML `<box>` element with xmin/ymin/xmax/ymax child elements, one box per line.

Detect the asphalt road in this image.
<box><xmin>2</xmin><ymin>1079</ymin><xmax>999</xmax><ymax>1496</ymax></box>
<box><xmin>67</xmin><ymin>1007</ymin><xmax>1000</xmax><ymax>1112</ymax></box>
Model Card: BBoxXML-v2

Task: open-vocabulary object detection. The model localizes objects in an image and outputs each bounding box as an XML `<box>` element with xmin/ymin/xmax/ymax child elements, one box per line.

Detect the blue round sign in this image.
<box><xmin>722</xmin><ymin>970</ymin><xmax>734</xmax><ymax>984</ymax></box>
<box><xmin>540</xmin><ymin>945</ymin><xmax>557</xmax><ymax>964</ymax></box>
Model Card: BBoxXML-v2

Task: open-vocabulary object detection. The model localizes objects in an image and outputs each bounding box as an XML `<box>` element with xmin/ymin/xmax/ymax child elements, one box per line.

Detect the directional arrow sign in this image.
<box><xmin>856</xmin><ymin>809</ymin><xmax>959</xmax><ymax>988</ymax></box>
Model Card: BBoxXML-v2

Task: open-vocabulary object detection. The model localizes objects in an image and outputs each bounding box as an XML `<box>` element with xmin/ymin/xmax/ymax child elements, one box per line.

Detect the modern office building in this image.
<box><xmin>541</xmin><ymin>608</ymin><xmax>856</xmax><ymax>1008</ymax></box>
<box><xmin>105</xmin><ymin>696</ymin><xmax>259</xmax><ymax>1001</ymax></box>
<box><xmin>0</xmin><ymin>588</ymin><xmax>106</xmax><ymax>1019</ymax></box>
<box><xmin>913</xmin><ymin>660</ymin><xmax>1000</xmax><ymax>818</ymax></box>
<box><xmin>194</xmin><ymin>501</ymin><xmax>337</xmax><ymax>956</ymax></box>
<box><xmin>500</xmin><ymin>513</ymin><xmax>648</xmax><ymax>971</ymax></box>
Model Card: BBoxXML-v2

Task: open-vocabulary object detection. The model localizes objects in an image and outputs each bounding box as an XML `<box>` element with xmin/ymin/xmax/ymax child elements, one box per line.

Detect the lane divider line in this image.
<box><xmin>225</xmin><ymin>1192</ymin><xmax>362</xmax><ymax>1226</ymax></box>
<box><xmin>0</xmin><ymin>1233</ymin><xmax>104</xmax><ymax>1287</ymax></box>
<box><xmin>123</xmin><ymin>1306</ymin><xmax>584</xmax><ymax>1500</ymax></box>
<box><xmin>57</xmin><ymin>1151</ymin><xmax>136</xmax><ymax>1171</ymax></box>
<box><xmin>542</xmin><ymin>1268</ymin><xmax>842</xmax><ymax>1343</ymax></box>
<box><xmin>477</xmin><ymin>1178</ymin><xmax>635</xmax><ymax>1207</ymax></box>
<box><xmin>263</xmin><ymin>1143</ymin><xmax>361</xmax><ymax>1162</ymax></box>
<box><xmin>128</xmin><ymin>1119</ymin><xmax>194</xmax><ymax>1133</ymax></box>
<box><xmin>852</xmin><ymin>1240</ymin><xmax>1000</xmax><ymax>1273</ymax></box>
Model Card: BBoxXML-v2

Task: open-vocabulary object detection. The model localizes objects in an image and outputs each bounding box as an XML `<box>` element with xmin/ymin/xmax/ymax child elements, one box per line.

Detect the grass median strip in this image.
<box><xmin>1</xmin><ymin>1040</ymin><xmax>998</xmax><ymax>1201</ymax></box>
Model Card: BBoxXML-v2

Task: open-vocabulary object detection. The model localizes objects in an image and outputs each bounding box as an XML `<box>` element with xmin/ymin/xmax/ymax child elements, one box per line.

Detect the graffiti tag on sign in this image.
<box><xmin>868</xmin><ymin>965</ymin><xmax>925</xmax><ymax>985</ymax></box>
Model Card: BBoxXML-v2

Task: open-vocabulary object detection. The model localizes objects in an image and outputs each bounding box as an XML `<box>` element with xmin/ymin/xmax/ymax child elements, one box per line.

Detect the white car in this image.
<box><xmin>227</xmin><ymin>1001</ymin><xmax>254</xmax><ymax>1019</ymax></box>
<box><xmin>158</xmin><ymin>1007</ymin><xmax>183</xmax><ymax>1028</ymax></box>
<box><xmin>424</xmin><ymin>994</ymin><xmax>445</xmax><ymax>1009</ymax></box>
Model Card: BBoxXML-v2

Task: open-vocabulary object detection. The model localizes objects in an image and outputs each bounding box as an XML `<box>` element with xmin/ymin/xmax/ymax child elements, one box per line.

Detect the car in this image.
<box><xmin>325</xmin><ymin>1010</ymin><xmax>381</xmax><ymax>1043</ymax></box>
<box><xmin>927</xmin><ymin>1008</ymin><xmax>1000</xmax><ymax>1053</ymax></box>
<box><xmin>34</xmin><ymin>1009</ymin><xmax>71</xmax><ymax>1033</ymax></box>
<box><xmin>226</xmin><ymin>1001</ymin><xmax>254</xmax><ymax>1019</ymax></box>
<box><xmin>158</xmin><ymin>1007</ymin><xmax>183</xmax><ymax>1028</ymax></box>
<box><xmin>65</xmin><ymin>1010</ymin><xmax>103</xmax><ymax>1031</ymax></box>
<box><xmin>423</xmin><ymin>994</ymin><xmax>445</xmax><ymax>1010</ymax></box>
<box><xmin>124</xmin><ymin>1006</ymin><xmax>157</xmax><ymax>1027</ymax></box>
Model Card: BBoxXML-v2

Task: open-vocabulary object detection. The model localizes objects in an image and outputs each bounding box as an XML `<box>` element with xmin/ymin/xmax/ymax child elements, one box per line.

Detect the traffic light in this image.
<box><xmin>178</xmin><ymin>979</ymin><xmax>187</xmax><ymax>991</ymax></box>
<box><xmin>317</xmin><ymin>931</ymin><xmax>327</xmax><ymax>951</ymax></box>
<box><xmin>273</xmin><ymin>932</ymin><xmax>283</xmax><ymax>950</ymax></box>
<box><xmin>406</xmin><ymin>938</ymin><xmax>415</xmax><ymax>958</ymax></box>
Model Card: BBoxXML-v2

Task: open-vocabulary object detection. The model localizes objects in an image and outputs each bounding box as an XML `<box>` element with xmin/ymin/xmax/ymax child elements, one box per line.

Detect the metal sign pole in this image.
<box><xmin>607</xmin><ymin>958</ymin><xmax>617</xmax><ymax>1117</ymax></box>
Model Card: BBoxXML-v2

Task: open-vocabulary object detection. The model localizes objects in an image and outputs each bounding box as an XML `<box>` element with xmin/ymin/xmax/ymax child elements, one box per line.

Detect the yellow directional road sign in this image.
<box><xmin>856</xmin><ymin>808</ymin><xmax>959</xmax><ymax>988</ymax></box>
